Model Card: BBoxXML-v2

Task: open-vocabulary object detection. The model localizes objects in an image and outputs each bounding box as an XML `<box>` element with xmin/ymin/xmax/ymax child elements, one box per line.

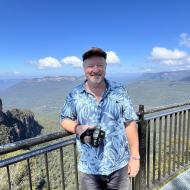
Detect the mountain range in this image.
<box><xmin>140</xmin><ymin>70</ymin><xmax>190</xmax><ymax>81</ymax></box>
<box><xmin>0</xmin><ymin>78</ymin><xmax>24</xmax><ymax>91</ymax></box>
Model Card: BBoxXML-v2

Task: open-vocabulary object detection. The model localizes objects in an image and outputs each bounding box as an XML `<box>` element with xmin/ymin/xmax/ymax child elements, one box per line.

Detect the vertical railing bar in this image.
<box><xmin>158</xmin><ymin>117</ymin><xmax>162</xmax><ymax>181</ymax></box>
<box><xmin>27</xmin><ymin>158</ymin><xmax>33</xmax><ymax>190</ymax></box>
<box><xmin>177</xmin><ymin>111</ymin><xmax>182</xmax><ymax>169</ymax></box>
<box><xmin>186</xmin><ymin>109</ymin><xmax>190</xmax><ymax>164</ymax></box>
<box><xmin>59</xmin><ymin>147</ymin><xmax>65</xmax><ymax>190</ymax></box>
<box><xmin>132</xmin><ymin>178</ymin><xmax>135</xmax><ymax>190</ymax></box>
<box><xmin>163</xmin><ymin>115</ymin><xmax>167</xmax><ymax>177</ymax></box>
<box><xmin>147</xmin><ymin>120</ymin><xmax>150</xmax><ymax>189</ymax></box>
<box><xmin>6</xmin><ymin>165</ymin><xmax>12</xmax><ymax>190</ymax></box>
<box><xmin>153</xmin><ymin>118</ymin><xmax>156</xmax><ymax>184</ymax></box>
<box><xmin>173</xmin><ymin>112</ymin><xmax>177</xmax><ymax>172</ymax></box>
<box><xmin>73</xmin><ymin>143</ymin><xmax>79</xmax><ymax>190</ymax></box>
<box><xmin>168</xmin><ymin>114</ymin><xmax>172</xmax><ymax>175</ymax></box>
<box><xmin>44</xmin><ymin>153</ymin><xmax>50</xmax><ymax>190</ymax></box>
<box><xmin>135</xmin><ymin>105</ymin><xmax>146</xmax><ymax>190</ymax></box>
<box><xmin>181</xmin><ymin>110</ymin><xmax>186</xmax><ymax>165</ymax></box>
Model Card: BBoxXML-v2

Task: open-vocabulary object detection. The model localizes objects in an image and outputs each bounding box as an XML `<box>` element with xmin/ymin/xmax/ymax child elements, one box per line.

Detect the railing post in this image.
<box><xmin>135</xmin><ymin>105</ymin><xmax>147</xmax><ymax>190</ymax></box>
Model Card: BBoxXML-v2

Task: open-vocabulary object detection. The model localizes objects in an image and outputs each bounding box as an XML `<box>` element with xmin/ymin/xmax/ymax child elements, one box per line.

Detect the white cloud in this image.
<box><xmin>150</xmin><ymin>47</ymin><xmax>190</xmax><ymax>66</ymax></box>
<box><xmin>61</xmin><ymin>56</ymin><xmax>82</xmax><ymax>68</ymax></box>
<box><xmin>13</xmin><ymin>71</ymin><xmax>21</xmax><ymax>75</ymax></box>
<box><xmin>151</xmin><ymin>47</ymin><xmax>187</xmax><ymax>60</ymax></box>
<box><xmin>160</xmin><ymin>60</ymin><xmax>185</xmax><ymax>65</ymax></box>
<box><xmin>179</xmin><ymin>33</ymin><xmax>190</xmax><ymax>47</ymax></box>
<box><xmin>37</xmin><ymin>57</ymin><xmax>62</xmax><ymax>69</ymax></box>
<box><xmin>61</xmin><ymin>51</ymin><xmax>120</xmax><ymax>67</ymax></box>
<box><xmin>186</xmin><ymin>56</ymin><xmax>190</xmax><ymax>63</ymax></box>
<box><xmin>141</xmin><ymin>68</ymin><xmax>153</xmax><ymax>72</ymax></box>
<box><xmin>106</xmin><ymin>51</ymin><xmax>120</xmax><ymax>64</ymax></box>
<box><xmin>28</xmin><ymin>50</ymin><xmax>121</xmax><ymax>70</ymax></box>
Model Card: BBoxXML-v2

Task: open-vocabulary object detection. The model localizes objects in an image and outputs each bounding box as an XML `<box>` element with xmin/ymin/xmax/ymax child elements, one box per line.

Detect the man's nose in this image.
<box><xmin>92</xmin><ymin>65</ymin><xmax>100</xmax><ymax>72</ymax></box>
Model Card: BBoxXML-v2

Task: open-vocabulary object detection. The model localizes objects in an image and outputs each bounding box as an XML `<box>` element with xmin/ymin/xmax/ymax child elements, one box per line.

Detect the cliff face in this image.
<box><xmin>0</xmin><ymin>104</ymin><xmax>43</xmax><ymax>145</ymax></box>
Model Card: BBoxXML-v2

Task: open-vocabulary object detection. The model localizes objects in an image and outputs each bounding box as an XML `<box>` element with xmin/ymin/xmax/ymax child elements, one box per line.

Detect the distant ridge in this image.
<box><xmin>180</xmin><ymin>76</ymin><xmax>190</xmax><ymax>82</ymax></box>
<box><xmin>0</xmin><ymin>75</ymin><xmax>85</xmax><ymax>110</ymax></box>
<box><xmin>140</xmin><ymin>70</ymin><xmax>190</xmax><ymax>81</ymax></box>
<box><xmin>0</xmin><ymin>78</ymin><xmax>24</xmax><ymax>91</ymax></box>
<box><xmin>29</xmin><ymin>75</ymin><xmax>85</xmax><ymax>82</ymax></box>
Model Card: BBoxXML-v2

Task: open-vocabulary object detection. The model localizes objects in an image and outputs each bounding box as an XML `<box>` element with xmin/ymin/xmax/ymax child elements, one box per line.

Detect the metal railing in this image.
<box><xmin>135</xmin><ymin>102</ymin><xmax>190</xmax><ymax>190</ymax></box>
<box><xmin>0</xmin><ymin>132</ymin><xmax>78</xmax><ymax>190</ymax></box>
<box><xmin>0</xmin><ymin>102</ymin><xmax>190</xmax><ymax>190</ymax></box>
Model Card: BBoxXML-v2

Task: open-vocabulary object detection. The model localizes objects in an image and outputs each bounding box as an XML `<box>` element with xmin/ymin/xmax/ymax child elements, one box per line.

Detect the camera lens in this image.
<box><xmin>83</xmin><ymin>136</ymin><xmax>92</xmax><ymax>144</ymax></box>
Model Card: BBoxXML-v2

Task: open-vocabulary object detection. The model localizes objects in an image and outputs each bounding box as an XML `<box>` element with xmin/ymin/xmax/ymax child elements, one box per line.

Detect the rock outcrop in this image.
<box><xmin>0</xmin><ymin>98</ymin><xmax>43</xmax><ymax>145</ymax></box>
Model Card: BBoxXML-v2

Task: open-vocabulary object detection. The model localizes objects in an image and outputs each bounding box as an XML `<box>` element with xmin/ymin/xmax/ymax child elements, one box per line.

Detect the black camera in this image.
<box><xmin>80</xmin><ymin>127</ymin><xmax>105</xmax><ymax>147</ymax></box>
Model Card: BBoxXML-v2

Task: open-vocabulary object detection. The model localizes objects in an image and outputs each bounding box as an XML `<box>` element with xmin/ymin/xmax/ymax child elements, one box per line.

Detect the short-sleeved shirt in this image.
<box><xmin>60</xmin><ymin>79</ymin><xmax>138</xmax><ymax>175</ymax></box>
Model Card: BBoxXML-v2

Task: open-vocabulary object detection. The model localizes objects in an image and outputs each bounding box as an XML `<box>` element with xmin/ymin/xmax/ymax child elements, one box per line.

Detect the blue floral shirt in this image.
<box><xmin>60</xmin><ymin>79</ymin><xmax>138</xmax><ymax>175</ymax></box>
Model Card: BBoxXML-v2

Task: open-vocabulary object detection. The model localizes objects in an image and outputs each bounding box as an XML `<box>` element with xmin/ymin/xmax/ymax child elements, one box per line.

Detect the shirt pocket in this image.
<box><xmin>104</xmin><ymin>98</ymin><xmax>124</xmax><ymax>121</ymax></box>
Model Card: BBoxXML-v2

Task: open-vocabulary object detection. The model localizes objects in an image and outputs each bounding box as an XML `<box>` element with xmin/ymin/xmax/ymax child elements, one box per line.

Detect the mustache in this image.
<box><xmin>90</xmin><ymin>73</ymin><xmax>102</xmax><ymax>76</ymax></box>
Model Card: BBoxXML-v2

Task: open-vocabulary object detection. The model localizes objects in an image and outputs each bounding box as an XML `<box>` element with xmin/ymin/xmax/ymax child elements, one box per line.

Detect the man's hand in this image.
<box><xmin>60</xmin><ymin>118</ymin><xmax>95</xmax><ymax>135</ymax></box>
<box><xmin>75</xmin><ymin>125</ymin><xmax>95</xmax><ymax>136</ymax></box>
<box><xmin>128</xmin><ymin>158</ymin><xmax>140</xmax><ymax>177</ymax></box>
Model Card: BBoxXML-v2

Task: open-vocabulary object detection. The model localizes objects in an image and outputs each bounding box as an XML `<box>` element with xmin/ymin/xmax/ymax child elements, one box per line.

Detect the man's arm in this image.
<box><xmin>125</xmin><ymin>121</ymin><xmax>140</xmax><ymax>177</ymax></box>
<box><xmin>61</xmin><ymin>118</ymin><xmax>95</xmax><ymax>135</ymax></box>
<box><xmin>125</xmin><ymin>121</ymin><xmax>139</xmax><ymax>156</ymax></box>
<box><xmin>61</xmin><ymin>118</ymin><xmax>78</xmax><ymax>133</ymax></box>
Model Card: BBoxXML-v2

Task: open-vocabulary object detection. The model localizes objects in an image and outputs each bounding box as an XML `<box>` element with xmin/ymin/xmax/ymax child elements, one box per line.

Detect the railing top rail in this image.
<box><xmin>0</xmin><ymin>131</ymin><xmax>72</xmax><ymax>156</ymax></box>
<box><xmin>145</xmin><ymin>104</ymin><xmax>190</xmax><ymax>121</ymax></box>
<box><xmin>0</xmin><ymin>137</ymin><xmax>76</xmax><ymax>168</ymax></box>
<box><xmin>144</xmin><ymin>101</ymin><xmax>190</xmax><ymax>114</ymax></box>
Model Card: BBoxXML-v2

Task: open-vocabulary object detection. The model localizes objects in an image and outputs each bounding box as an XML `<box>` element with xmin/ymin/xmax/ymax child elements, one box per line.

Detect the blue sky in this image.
<box><xmin>1</xmin><ymin>0</ymin><xmax>190</xmax><ymax>79</ymax></box>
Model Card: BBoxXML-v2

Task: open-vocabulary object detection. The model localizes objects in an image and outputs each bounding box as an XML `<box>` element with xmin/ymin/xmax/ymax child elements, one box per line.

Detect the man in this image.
<box><xmin>60</xmin><ymin>47</ymin><xmax>140</xmax><ymax>190</ymax></box>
